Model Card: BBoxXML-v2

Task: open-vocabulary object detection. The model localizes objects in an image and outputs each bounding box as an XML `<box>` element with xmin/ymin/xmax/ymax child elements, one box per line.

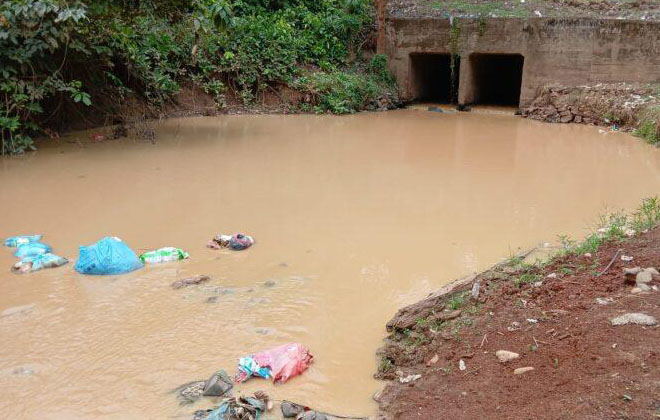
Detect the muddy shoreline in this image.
<box><xmin>375</xmin><ymin>225</ymin><xmax>660</xmax><ymax>419</ymax></box>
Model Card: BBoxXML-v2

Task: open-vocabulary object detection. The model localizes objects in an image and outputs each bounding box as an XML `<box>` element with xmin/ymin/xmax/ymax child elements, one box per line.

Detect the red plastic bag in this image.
<box><xmin>238</xmin><ymin>343</ymin><xmax>313</xmax><ymax>384</ymax></box>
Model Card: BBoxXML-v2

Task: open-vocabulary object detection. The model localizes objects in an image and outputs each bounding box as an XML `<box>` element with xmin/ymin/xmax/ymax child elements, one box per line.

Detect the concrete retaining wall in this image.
<box><xmin>380</xmin><ymin>17</ymin><xmax>660</xmax><ymax>106</ymax></box>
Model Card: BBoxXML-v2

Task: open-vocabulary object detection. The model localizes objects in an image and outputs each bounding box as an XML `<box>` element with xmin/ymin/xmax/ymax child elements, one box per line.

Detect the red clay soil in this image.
<box><xmin>375</xmin><ymin>228</ymin><xmax>660</xmax><ymax>420</ymax></box>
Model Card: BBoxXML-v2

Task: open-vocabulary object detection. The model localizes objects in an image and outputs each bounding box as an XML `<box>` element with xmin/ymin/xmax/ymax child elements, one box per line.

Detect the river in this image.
<box><xmin>1</xmin><ymin>109</ymin><xmax>659</xmax><ymax>419</ymax></box>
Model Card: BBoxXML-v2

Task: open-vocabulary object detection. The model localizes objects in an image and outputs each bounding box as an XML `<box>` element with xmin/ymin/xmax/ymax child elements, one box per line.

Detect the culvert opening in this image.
<box><xmin>469</xmin><ymin>54</ymin><xmax>524</xmax><ymax>106</ymax></box>
<box><xmin>410</xmin><ymin>53</ymin><xmax>459</xmax><ymax>104</ymax></box>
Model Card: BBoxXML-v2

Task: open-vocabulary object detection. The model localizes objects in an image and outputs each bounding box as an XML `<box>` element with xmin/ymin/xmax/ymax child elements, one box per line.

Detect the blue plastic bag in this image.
<box><xmin>12</xmin><ymin>253</ymin><xmax>68</xmax><ymax>274</ymax></box>
<box><xmin>74</xmin><ymin>237</ymin><xmax>143</xmax><ymax>275</ymax></box>
<box><xmin>5</xmin><ymin>235</ymin><xmax>42</xmax><ymax>247</ymax></box>
<box><xmin>15</xmin><ymin>242</ymin><xmax>51</xmax><ymax>258</ymax></box>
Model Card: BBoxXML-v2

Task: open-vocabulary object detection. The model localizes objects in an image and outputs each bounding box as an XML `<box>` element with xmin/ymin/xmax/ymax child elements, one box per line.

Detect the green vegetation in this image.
<box><xmin>633</xmin><ymin>105</ymin><xmax>660</xmax><ymax>145</ymax></box>
<box><xmin>447</xmin><ymin>291</ymin><xmax>467</xmax><ymax>310</ymax></box>
<box><xmin>558</xmin><ymin>197</ymin><xmax>660</xmax><ymax>256</ymax></box>
<box><xmin>378</xmin><ymin>356</ymin><xmax>394</xmax><ymax>374</ymax></box>
<box><xmin>0</xmin><ymin>0</ymin><xmax>398</xmax><ymax>154</ymax></box>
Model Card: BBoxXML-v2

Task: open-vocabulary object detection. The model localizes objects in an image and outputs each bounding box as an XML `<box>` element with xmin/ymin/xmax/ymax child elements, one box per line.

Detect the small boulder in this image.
<box><xmin>202</xmin><ymin>369</ymin><xmax>233</xmax><ymax>397</ymax></box>
<box><xmin>496</xmin><ymin>350</ymin><xmax>520</xmax><ymax>363</ymax></box>
<box><xmin>611</xmin><ymin>313</ymin><xmax>657</xmax><ymax>326</ymax></box>
<box><xmin>297</xmin><ymin>412</ymin><xmax>328</xmax><ymax>420</ymax></box>
<box><xmin>281</xmin><ymin>401</ymin><xmax>306</xmax><ymax>418</ymax></box>
<box><xmin>636</xmin><ymin>271</ymin><xmax>653</xmax><ymax>284</ymax></box>
<box><xmin>514</xmin><ymin>367</ymin><xmax>534</xmax><ymax>375</ymax></box>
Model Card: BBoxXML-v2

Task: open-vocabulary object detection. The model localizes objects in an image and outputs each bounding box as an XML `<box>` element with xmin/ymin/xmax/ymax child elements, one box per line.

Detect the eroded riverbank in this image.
<box><xmin>1</xmin><ymin>110</ymin><xmax>660</xmax><ymax>419</ymax></box>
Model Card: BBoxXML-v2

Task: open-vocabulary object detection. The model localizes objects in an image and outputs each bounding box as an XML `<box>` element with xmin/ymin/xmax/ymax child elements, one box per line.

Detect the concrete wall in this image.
<box><xmin>380</xmin><ymin>17</ymin><xmax>660</xmax><ymax>106</ymax></box>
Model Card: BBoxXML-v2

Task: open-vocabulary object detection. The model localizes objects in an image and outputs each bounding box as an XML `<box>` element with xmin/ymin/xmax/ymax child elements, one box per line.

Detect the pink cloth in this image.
<box><xmin>252</xmin><ymin>343</ymin><xmax>313</xmax><ymax>383</ymax></box>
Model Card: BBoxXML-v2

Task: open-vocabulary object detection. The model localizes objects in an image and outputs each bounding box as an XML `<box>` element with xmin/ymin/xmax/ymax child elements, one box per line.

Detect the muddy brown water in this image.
<box><xmin>1</xmin><ymin>109</ymin><xmax>659</xmax><ymax>419</ymax></box>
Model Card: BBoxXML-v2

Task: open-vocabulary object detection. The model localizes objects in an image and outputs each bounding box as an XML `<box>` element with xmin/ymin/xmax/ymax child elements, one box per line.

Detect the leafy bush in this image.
<box><xmin>0</xmin><ymin>0</ymin><xmax>395</xmax><ymax>154</ymax></box>
<box><xmin>0</xmin><ymin>0</ymin><xmax>88</xmax><ymax>154</ymax></box>
<box><xmin>297</xmin><ymin>55</ymin><xmax>398</xmax><ymax>114</ymax></box>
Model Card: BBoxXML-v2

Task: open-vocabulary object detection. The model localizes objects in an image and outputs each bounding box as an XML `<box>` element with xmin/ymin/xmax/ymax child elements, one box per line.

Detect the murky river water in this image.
<box><xmin>1</xmin><ymin>109</ymin><xmax>659</xmax><ymax>419</ymax></box>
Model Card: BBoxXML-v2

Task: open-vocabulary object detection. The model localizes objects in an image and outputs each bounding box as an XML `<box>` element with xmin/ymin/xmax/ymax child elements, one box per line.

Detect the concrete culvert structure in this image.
<box><xmin>467</xmin><ymin>53</ymin><xmax>524</xmax><ymax>106</ymax></box>
<box><xmin>409</xmin><ymin>53</ymin><xmax>459</xmax><ymax>103</ymax></box>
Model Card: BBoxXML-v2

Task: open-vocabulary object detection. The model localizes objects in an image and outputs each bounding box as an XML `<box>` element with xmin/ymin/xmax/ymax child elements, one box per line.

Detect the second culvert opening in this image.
<box><xmin>409</xmin><ymin>53</ymin><xmax>459</xmax><ymax>104</ymax></box>
<box><xmin>469</xmin><ymin>53</ymin><xmax>524</xmax><ymax>106</ymax></box>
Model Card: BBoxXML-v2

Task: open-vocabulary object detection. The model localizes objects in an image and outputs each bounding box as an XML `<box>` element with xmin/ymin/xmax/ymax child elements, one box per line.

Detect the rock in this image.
<box><xmin>507</xmin><ymin>321</ymin><xmax>521</xmax><ymax>331</ymax></box>
<box><xmin>1</xmin><ymin>304</ymin><xmax>36</xmax><ymax>318</ymax></box>
<box><xmin>171</xmin><ymin>275</ymin><xmax>210</xmax><ymax>290</ymax></box>
<box><xmin>372</xmin><ymin>390</ymin><xmax>383</xmax><ymax>403</ymax></box>
<box><xmin>471</xmin><ymin>280</ymin><xmax>480</xmax><ymax>300</ymax></box>
<box><xmin>621</xmin><ymin>255</ymin><xmax>634</xmax><ymax>262</ymax></box>
<box><xmin>611</xmin><ymin>313</ymin><xmax>657</xmax><ymax>326</ymax></box>
<box><xmin>496</xmin><ymin>350</ymin><xmax>520</xmax><ymax>363</ymax></box>
<box><xmin>636</xmin><ymin>271</ymin><xmax>653</xmax><ymax>284</ymax></box>
<box><xmin>459</xmin><ymin>359</ymin><xmax>466</xmax><ymax>371</ymax></box>
<box><xmin>595</xmin><ymin>297</ymin><xmax>613</xmax><ymax>305</ymax></box>
<box><xmin>427</xmin><ymin>354</ymin><xmax>439</xmax><ymax>366</ymax></box>
<box><xmin>546</xmin><ymin>273</ymin><xmax>557</xmax><ymax>279</ymax></box>
<box><xmin>297</xmin><ymin>412</ymin><xmax>328</xmax><ymax>420</ymax></box>
<box><xmin>636</xmin><ymin>283</ymin><xmax>651</xmax><ymax>292</ymax></box>
<box><xmin>434</xmin><ymin>309</ymin><xmax>462</xmax><ymax>322</ymax></box>
<box><xmin>526</xmin><ymin>318</ymin><xmax>538</xmax><ymax>324</ymax></box>
<box><xmin>203</xmin><ymin>369</ymin><xmax>233</xmax><ymax>397</ymax></box>
<box><xmin>514</xmin><ymin>367</ymin><xmax>535</xmax><ymax>375</ymax></box>
<box><xmin>386</xmin><ymin>295</ymin><xmax>445</xmax><ymax>332</ymax></box>
<box><xmin>399</xmin><ymin>374</ymin><xmax>421</xmax><ymax>383</ymax></box>
<box><xmin>263</xmin><ymin>280</ymin><xmax>276</xmax><ymax>287</ymax></box>
<box><xmin>646</xmin><ymin>267</ymin><xmax>659</xmax><ymax>276</ymax></box>
<box><xmin>281</xmin><ymin>401</ymin><xmax>305</xmax><ymax>418</ymax></box>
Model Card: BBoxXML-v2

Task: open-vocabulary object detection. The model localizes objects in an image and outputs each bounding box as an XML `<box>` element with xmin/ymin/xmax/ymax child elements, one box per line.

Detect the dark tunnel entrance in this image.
<box><xmin>469</xmin><ymin>54</ymin><xmax>524</xmax><ymax>106</ymax></box>
<box><xmin>409</xmin><ymin>53</ymin><xmax>459</xmax><ymax>104</ymax></box>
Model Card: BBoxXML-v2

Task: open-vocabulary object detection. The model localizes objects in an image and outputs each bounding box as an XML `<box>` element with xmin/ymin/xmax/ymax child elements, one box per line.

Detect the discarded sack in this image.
<box><xmin>14</xmin><ymin>242</ymin><xmax>51</xmax><ymax>258</ymax></box>
<box><xmin>12</xmin><ymin>253</ymin><xmax>68</xmax><ymax>274</ymax></box>
<box><xmin>199</xmin><ymin>391</ymin><xmax>271</xmax><ymax>420</ymax></box>
<box><xmin>139</xmin><ymin>247</ymin><xmax>189</xmax><ymax>264</ymax></box>
<box><xmin>74</xmin><ymin>237</ymin><xmax>143</xmax><ymax>275</ymax></box>
<box><xmin>207</xmin><ymin>234</ymin><xmax>254</xmax><ymax>251</ymax></box>
<box><xmin>236</xmin><ymin>343</ymin><xmax>312</xmax><ymax>384</ymax></box>
<box><xmin>5</xmin><ymin>235</ymin><xmax>42</xmax><ymax>247</ymax></box>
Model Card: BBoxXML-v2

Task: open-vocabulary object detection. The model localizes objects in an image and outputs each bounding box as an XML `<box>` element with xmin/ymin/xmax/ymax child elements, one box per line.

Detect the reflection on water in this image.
<box><xmin>0</xmin><ymin>110</ymin><xmax>659</xmax><ymax>419</ymax></box>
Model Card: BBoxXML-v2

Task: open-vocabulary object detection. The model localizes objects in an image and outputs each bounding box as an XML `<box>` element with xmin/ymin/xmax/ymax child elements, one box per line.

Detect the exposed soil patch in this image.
<box><xmin>376</xmin><ymin>227</ymin><xmax>660</xmax><ymax>419</ymax></box>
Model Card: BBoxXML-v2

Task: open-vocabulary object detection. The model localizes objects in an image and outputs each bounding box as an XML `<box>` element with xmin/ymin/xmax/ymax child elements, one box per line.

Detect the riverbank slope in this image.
<box><xmin>375</xmin><ymin>202</ymin><xmax>660</xmax><ymax>419</ymax></box>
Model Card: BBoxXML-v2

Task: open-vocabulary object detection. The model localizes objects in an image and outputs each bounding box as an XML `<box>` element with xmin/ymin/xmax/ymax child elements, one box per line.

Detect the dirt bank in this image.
<box><xmin>375</xmin><ymin>226</ymin><xmax>660</xmax><ymax>419</ymax></box>
<box><xmin>521</xmin><ymin>83</ymin><xmax>660</xmax><ymax>143</ymax></box>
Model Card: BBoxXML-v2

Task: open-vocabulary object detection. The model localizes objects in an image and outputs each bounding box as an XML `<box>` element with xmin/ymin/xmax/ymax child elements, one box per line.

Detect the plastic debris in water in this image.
<box><xmin>236</xmin><ymin>343</ymin><xmax>313</xmax><ymax>384</ymax></box>
<box><xmin>12</xmin><ymin>253</ymin><xmax>68</xmax><ymax>274</ymax></box>
<box><xmin>5</xmin><ymin>235</ymin><xmax>42</xmax><ymax>247</ymax></box>
<box><xmin>75</xmin><ymin>237</ymin><xmax>143</xmax><ymax>275</ymax></box>
<box><xmin>14</xmin><ymin>242</ymin><xmax>51</xmax><ymax>258</ymax></box>
<box><xmin>208</xmin><ymin>234</ymin><xmax>254</xmax><ymax>251</ymax></box>
<box><xmin>140</xmin><ymin>247</ymin><xmax>189</xmax><ymax>264</ymax></box>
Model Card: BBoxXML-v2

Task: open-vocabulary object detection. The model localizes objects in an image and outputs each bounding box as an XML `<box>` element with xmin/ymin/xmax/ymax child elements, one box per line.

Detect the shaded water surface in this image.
<box><xmin>1</xmin><ymin>110</ymin><xmax>659</xmax><ymax>419</ymax></box>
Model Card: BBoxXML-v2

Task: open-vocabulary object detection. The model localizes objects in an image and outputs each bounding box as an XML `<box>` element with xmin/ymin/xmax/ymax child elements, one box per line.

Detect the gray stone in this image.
<box><xmin>281</xmin><ymin>401</ymin><xmax>305</xmax><ymax>418</ymax></box>
<box><xmin>496</xmin><ymin>350</ymin><xmax>520</xmax><ymax>363</ymax></box>
<box><xmin>202</xmin><ymin>369</ymin><xmax>233</xmax><ymax>397</ymax></box>
<box><xmin>636</xmin><ymin>271</ymin><xmax>653</xmax><ymax>284</ymax></box>
<box><xmin>611</xmin><ymin>313</ymin><xmax>657</xmax><ymax>326</ymax></box>
<box><xmin>297</xmin><ymin>411</ymin><xmax>328</xmax><ymax>420</ymax></box>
